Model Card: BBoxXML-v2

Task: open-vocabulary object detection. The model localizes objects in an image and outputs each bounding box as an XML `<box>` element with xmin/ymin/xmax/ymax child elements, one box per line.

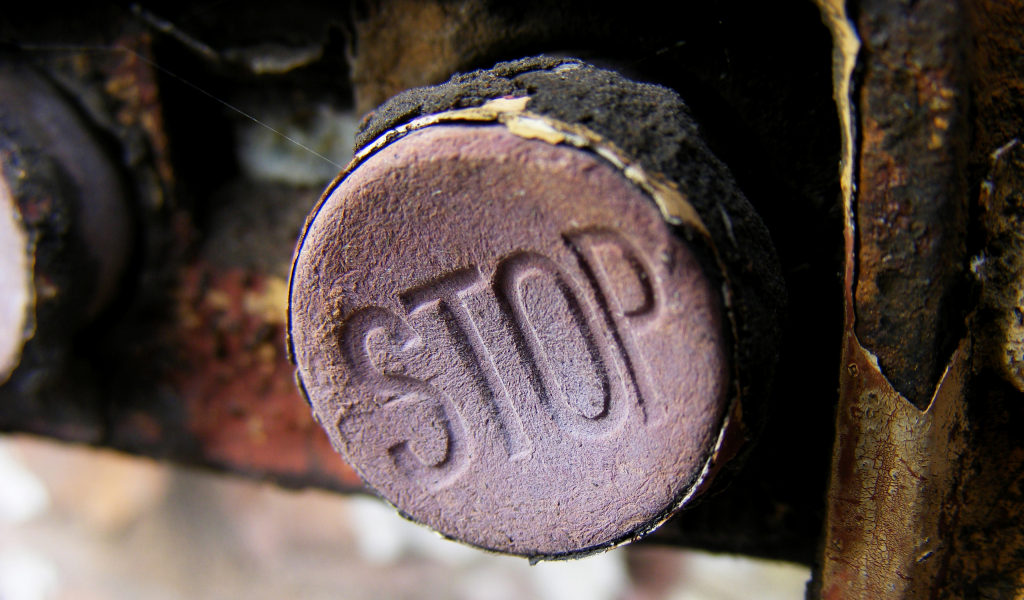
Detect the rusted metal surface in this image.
<box><xmin>103</xmin><ymin>32</ymin><xmax>177</xmax><ymax>197</ymax></box>
<box><xmin>159</xmin><ymin>261</ymin><xmax>362</xmax><ymax>489</ymax></box>
<box><xmin>937</xmin><ymin>142</ymin><xmax>1024</xmax><ymax>599</ymax></box>
<box><xmin>812</xmin><ymin>0</ymin><xmax>1024</xmax><ymax>597</ymax></box>
<box><xmin>852</xmin><ymin>0</ymin><xmax>971</xmax><ymax>409</ymax></box>
<box><xmin>820</xmin><ymin>334</ymin><xmax>969</xmax><ymax>600</ymax></box>
<box><xmin>99</xmin><ymin>173</ymin><xmax>365</xmax><ymax>489</ymax></box>
<box><xmin>819</xmin><ymin>298</ymin><xmax>970</xmax><ymax>597</ymax></box>
<box><xmin>1</xmin><ymin>61</ymin><xmax>132</xmax><ymax>314</ymax></box>
<box><xmin>812</xmin><ymin>1</ymin><xmax>975</xmax><ymax>596</ymax></box>
<box><xmin>350</xmin><ymin>0</ymin><xmax>491</xmax><ymax>115</ymax></box>
<box><xmin>967</xmin><ymin>0</ymin><xmax>1024</xmax><ymax>395</ymax></box>
<box><xmin>935</xmin><ymin>2</ymin><xmax>1024</xmax><ymax>590</ymax></box>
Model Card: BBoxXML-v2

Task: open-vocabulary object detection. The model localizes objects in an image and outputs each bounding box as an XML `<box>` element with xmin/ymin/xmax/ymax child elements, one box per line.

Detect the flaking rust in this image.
<box><xmin>812</xmin><ymin>0</ymin><xmax>974</xmax><ymax>596</ymax></box>
<box><xmin>165</xmin><ymin>262</ymin><xmax>363</xmax><ymax>490</ymax></box>
<box><xmin>851</xmin><ymin>0</ymin><xmax>971</xmax><ymax>410</ymax></box>
<box><xmin>814</xmin><ymin>0</ymin><xmax>1024</xmax><ymax>597</ymax></box>
<box><xmin>935</xmin><ymin>2</ymin><xmax>1024</xmax><ymax>589</ymax></box>
<box><xmin>819</xmin><ymin>333</ymin><xmax>970</xmax><ymax>598</ymax></box>
<box><xmin>936</xmin><ymin>139</ymin><xmax>1024</xmax><ymax>598</ymax></box>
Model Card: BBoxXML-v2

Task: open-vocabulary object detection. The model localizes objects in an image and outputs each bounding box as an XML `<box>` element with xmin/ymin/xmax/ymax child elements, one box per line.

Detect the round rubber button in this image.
<box><xmin>290</xmin><ymin>123</ymin><xmax>729</xmax><ymax>557</ymax></box>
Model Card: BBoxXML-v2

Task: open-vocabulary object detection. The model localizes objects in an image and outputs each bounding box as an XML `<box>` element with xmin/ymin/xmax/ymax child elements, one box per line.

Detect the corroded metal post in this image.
<box><xmin>814</xmin><ymin>0</ymin><xmax>1024</xmax><ymax>597</ymax></box>
<box><xmin>0</xmin><ymin>61</ymin><xmax>132</xmax><ymax>385</ymax></box>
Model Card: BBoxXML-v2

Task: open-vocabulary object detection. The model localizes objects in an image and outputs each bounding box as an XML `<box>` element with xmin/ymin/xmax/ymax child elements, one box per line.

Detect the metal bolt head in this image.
<box><xmin>290</xmin><ymin>123</ymin><xmax>731</xmax><ymax>557</ymax></box>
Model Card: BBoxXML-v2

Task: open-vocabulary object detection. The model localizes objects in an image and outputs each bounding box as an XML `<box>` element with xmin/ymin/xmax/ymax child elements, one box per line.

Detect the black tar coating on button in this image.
<box><xmin>356</xmin><ymin>55</ymin><xmax>787</xmax><ymax>498</ymax></box>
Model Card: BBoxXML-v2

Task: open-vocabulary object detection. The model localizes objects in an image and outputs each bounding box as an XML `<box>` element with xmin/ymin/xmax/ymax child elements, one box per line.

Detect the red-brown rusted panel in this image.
<box><xmin>168</xmin><ymin>262</ymin><xmax>362</xmax><ymax>489</ymax></box>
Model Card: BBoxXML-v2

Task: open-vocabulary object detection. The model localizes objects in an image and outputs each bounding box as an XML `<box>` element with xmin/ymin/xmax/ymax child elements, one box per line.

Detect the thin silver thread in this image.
<box><xmin>16</xmin><ymin>43</ymin><xmax>344</xmax><ymax>170</ymax></box>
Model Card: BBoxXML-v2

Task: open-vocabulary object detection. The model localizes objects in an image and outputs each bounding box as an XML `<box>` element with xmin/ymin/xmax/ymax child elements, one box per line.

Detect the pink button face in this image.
<box><xmin>290</xmin><ymin>123</ymin><xmax>729</xmax><ymax>557</ymax></box>
<box><xmin>0</xmin><ymin>173</ymin><xmax>29</xmax><ymax>384</ymax></box>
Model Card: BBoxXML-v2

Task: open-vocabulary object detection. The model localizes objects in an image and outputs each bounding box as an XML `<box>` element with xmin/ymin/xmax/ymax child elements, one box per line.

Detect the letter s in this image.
<box><xmin>340</xmin><ymin>306</ymin><xmax>471</xmax><ymax>490</ymax></box>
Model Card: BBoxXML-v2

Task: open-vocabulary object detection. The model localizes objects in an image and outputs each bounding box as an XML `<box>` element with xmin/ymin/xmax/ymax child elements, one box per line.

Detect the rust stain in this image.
<box><xmin>172</xmin><ymin>261</ymin><xmax>362</xmax><ymax>489</ymax></box>
<box><xmin>104</xmin><ymin>33</ymin><xmax>175</xmax><ymax>195</ymax></box>
<box><xmin>851</xmin><ymin>0</ymin><xmax>971</xmax><ymax>409</ymax></box>
<box><xmin>973</xmin><ymin>139</ymin><xmax>1024</xmax><ymax>393</ymax></box>
<box><xmin>815</xmin><ymin>0</ymin><xmax>974</xmax><ymax>596</ymax></box>
<box><xmin>351</xmin><ymin>0</ymin><xmax>484</xmax><ymax>115</ymax></box>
